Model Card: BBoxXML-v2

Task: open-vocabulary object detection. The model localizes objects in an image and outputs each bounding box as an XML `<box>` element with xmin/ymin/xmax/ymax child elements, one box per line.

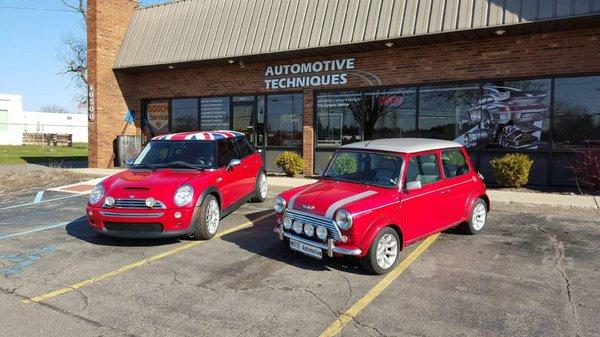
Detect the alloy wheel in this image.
<box><xmin>376</xmin><ymin>233</ymin><xmax>398</xmax><ymax>270</ymax></box>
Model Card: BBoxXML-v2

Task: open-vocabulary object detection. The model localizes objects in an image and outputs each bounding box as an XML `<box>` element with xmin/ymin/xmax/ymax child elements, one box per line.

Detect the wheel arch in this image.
<box><xmin>358</xmin><ymin>217</ymin><xmax>405</xmax><ymax>255</ymax></box>
<box><xmin>197</xmin><ymin>186</ymin><xmax>222</xmax><ymax>209</ymax></box>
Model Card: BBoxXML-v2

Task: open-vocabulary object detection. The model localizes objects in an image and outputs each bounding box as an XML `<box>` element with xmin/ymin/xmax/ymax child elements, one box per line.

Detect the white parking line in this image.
<box><xmin>0</xmin><ymin>193</ymin><xmax>88</xmax><ymax>211</ymax></box>
<box><xmin>0</xmin><ymin>221</ymin><xmax>73</xmax><ymax>241</ymax></box>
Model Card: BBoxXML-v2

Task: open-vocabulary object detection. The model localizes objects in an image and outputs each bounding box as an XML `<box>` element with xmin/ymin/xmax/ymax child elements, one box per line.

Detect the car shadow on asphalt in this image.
<box><xmin>220</xmin><ymin>210</ymin><xmax>373</xmax><ymax>275</ymax></box>
<box><xmin>65</xmin><ymin>217</ymin><xmax>181</xmax><ymax>247</ymax></box>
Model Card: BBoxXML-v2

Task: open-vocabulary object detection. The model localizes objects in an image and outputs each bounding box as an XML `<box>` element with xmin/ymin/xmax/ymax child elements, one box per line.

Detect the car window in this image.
<box><xmin>441</xmin><ymin>148</ymin><xmax>469</xmax><ymax>178</ymax></box>
<box><xmin>217</xmin><ymin>139</ymin><xmax>239</xmax><ymax>167</ymax></box>
<box><xmin>234</xmin><ymin>137</ymin><xmax>254</xmax><ymax>158</ymax></box>
<box><xmin>405</xmin><ymin>153</ymin><xmax>441</xmax><ymax>186</ymax></box>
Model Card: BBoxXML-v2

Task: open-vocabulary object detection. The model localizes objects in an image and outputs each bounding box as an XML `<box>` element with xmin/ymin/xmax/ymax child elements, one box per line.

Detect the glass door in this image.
<box><xmin>232</xmin><ymin>96</ymin><xmax>266</xmax><ymax>161</ymax></box>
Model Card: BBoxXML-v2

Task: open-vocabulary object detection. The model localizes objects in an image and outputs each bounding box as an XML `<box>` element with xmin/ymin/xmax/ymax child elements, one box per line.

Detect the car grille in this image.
<box><xmin>284</xmin><ymin>209</ymin><xmax>341</xmax><ymax>242</ymax></box>
<box><xmin>113</xmin><ymin>198</ymin><xmax>166</xmax><ymax>209</ymax></box>
<box><xmin>104</xmin><ymin>222</ymin><xmax>163</xmax><ymax>233</ymax></box>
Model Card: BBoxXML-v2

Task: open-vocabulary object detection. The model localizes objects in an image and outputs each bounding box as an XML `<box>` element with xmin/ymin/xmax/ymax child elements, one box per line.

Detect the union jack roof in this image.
<box><xmin>151</xmin><ymin>130</ymin><xmax>245</xmax><ymax>141</ymax></box>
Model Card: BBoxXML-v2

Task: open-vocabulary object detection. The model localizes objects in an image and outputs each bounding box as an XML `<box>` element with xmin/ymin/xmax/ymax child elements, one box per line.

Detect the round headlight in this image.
<box><xmin>316</xmin><ymin>226</ymin><xmax>328</xmax><ymax>240</ymax></box>
<box><xmin>88</xmin><ymin>184</ymin><xmax>105</xmax><ymax>205</ymax></box>
<box><xmin>292</xmin><ymin>221</ymin><xmax>303</xmax><ymax>234</ymax></box>
<box><xmin>303</xmin><ymin>224</ymin><xmax>314</xmax><ymax>237</ymax></box>
<box><xmin>335</xmin><ymin>209</ymin><xmax>353</xmax><ymax>230</ymax></box>
<box><xmin>274</xmin><ymin>196</ymin><xmax>287</xmax><ymax>213</ymax></box>
<box><xmin>283</xmin><ymin>217</ymin><xmax>292</xmax><ymax>230</ymax></box>
<box><xmin>104</xmin><ymin>196</ymin><xmax>115</xmax><ymax>207</ymax></box>
<box><xmin>174</xmin><ymin>185</ymin><xmax>194</xmax><ymax>207</ymax></box>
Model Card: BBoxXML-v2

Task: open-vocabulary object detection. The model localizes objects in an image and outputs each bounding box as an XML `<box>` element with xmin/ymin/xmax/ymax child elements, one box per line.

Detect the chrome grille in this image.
<box><xmin>284</xmin><ymin>209</ymin><xmax>341</xmax><ymax>242</ymax></box>
<box><xmin>112</xmin><ymin>198</ymin><xmax>166</xmax><ymax>209</ymax></box>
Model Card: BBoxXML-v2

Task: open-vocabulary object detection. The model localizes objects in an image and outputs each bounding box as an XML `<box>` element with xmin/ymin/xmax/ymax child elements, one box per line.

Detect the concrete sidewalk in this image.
<box><xmin>70</xmin><ymin>169</ymin><xmax>599</xmax><ymax>210</ymax></box>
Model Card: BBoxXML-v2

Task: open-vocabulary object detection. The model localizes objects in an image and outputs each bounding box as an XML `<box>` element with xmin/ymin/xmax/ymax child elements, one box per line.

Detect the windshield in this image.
<box><xmin>324</xmin><ymin>151</ymin><xmax>403</xmax><ymax>188</ymax></box>
<box><xmin>133</xmin><ymin>140</ymin><xmax>215</xmax><ymax>169</ymax></box>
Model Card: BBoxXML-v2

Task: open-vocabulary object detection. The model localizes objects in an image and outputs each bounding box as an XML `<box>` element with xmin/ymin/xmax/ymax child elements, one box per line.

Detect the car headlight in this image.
<box><xmin>334</xmin><ymin>209</ymin><xmax>353</xmax><ymax>230</ymax></box>
<box><xmin>89</xmin><ymin>184</ymin><xmax>105</xmax><ymax>205</ymax></box>
<box><xmin>283</xmin><ymin>217</ymin><xmax>292</xmax><ymax>230</ymax></box>
<box><xmin>316</xmin><ymin>226</ymin><xmax>328</xmax><ymax>240</ymax></box>
<box><xmin>303</xmin><ymin>224</ymin><xmax>314</xmax><ymax>237</ymax></box>
<box><xmin>292</xmin><ymin>221</ymin><xmax>303</xmax><ymax>234</ymax></box>
<box><xmin>174</xmin><ymin>185</ymin><xmax>194</xmax><ymax>207</ymax></box>
<box><xmin>274</xmin><ymin>195</ymin><xmax>287</xmax><ymax>213</ymax></box>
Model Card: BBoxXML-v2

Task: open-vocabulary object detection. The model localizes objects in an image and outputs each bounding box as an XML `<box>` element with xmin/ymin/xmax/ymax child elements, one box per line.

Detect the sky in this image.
<box><xmin>0</xmin><ymin>0</ymin><xmax>165</xmax><ymax>112</ymax></box>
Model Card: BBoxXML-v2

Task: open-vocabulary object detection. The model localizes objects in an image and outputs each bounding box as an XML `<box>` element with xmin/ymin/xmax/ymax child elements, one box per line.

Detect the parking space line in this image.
<box><xmin>23</xmin><ymin>211</ymin><xmax>274</xmax><ymax>304</ymax></box>
<box><xmin>319</xmin><ymin>233</ymin><xmax>440</xmax><ymax>337</ymax></box>
<box><xmin>0</xmin><ymin>222</ymin><xmax>73</xmax><ymax>241</ymax></box>
<box><xmin>0</xmin><ymin>193</ymin><xmax>87</xmax><ymax>211</ymax></box>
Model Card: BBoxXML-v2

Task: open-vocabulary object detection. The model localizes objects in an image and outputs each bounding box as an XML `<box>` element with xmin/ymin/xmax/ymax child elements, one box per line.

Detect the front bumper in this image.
<box><xmin>274</xmin><ymin>226</ymin><xmax>362</xmax><ymax>257</ymax></box>
<box><xmin>86</xmin><ymin>206</ymin><xmax>195</xmax><ymax>238</ymax></box>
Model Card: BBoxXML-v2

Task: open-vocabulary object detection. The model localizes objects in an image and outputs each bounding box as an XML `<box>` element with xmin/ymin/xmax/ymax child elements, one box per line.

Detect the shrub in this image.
<box><xmin>566</xmin><ymin>148</ymin><xmax>600</xmax><ymax>193</ymax></box>
<box><xmin>275</xmin><ymin>151</ymin><xmax>304</xmax><ymax>177</ymax></box>
<box><xmin>331</xmin><ymin>153</ymin><xmax>358</xmax><ymax>175</ymax></box>
<box><xmin>490</xmin><ymin>153</ymin><xmax>533</xmax><ymax>188</ymax></box>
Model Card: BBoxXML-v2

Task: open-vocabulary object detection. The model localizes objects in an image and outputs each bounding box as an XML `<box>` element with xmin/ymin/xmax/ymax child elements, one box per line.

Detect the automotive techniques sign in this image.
<box><xmin>264</xmin><ymin>58</ymin><xmax>355</xmax><ymax>89</ymax></box>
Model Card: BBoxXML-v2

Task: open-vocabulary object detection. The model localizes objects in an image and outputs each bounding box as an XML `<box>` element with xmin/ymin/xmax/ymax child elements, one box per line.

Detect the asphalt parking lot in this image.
<box><xmin>1</xmin><ymin>185</ymin><xmax>599</xmax><ymax>337</ymax></box>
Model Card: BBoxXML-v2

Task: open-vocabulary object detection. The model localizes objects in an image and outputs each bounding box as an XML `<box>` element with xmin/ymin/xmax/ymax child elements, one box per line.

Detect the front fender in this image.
<box><xmin>356</xmin><ymin>215</ymin><xmax>404</xmax><ymax>257</ymax></box>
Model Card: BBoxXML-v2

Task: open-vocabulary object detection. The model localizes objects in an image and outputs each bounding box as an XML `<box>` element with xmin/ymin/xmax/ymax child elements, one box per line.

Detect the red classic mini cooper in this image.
<box><xmin>274</xmin><ymin>138</ymin><xmax>489</xmax><ymax>274</ymax></box>
<box><xmin>86</xmin><ymin>131</ymin><xmax>267</xmax><ymax>239</ymax></box>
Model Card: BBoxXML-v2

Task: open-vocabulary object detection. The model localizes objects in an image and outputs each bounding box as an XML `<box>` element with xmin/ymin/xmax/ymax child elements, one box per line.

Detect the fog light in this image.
<box><xmin>283</xmin><ymin>217</ymin><xmax>292</xmax><ymax>230</ymax></box>
<box><xmin>303</xmin><ymin>224</ymin><xmax>314</xmax><ymax>237</ymax></box>
<box><xmin>341</xmin><ymin>235</ymin><xmax>348</xmax><ymax>243</ymax></box>
<box><xmin>316</xmin><ymin>226</ymin><xmax>328</xmax><ymax>240</ymax></box>
<box><xmin>292</xmin><ymin>221</ymin><xmax>303</xmax><ymax>234</ymax></box>
<box><xmin>88</xmin><ymin>210</ymin><xmax>93</xmax><ymax>216</ymax></box>
<box><xmin>145</xmin><ymin>197</ymin><xmax>156</xmax><ymax>208</ymax></box>
<box><xmin>104</xmin><ymin>196</ymin><xmax>115</xmax><ymax>207</ymax></box>
<box><xmin>174</xmin><ymin>211</ymin><xmax>182</xmax><ymax>219</ymax></box>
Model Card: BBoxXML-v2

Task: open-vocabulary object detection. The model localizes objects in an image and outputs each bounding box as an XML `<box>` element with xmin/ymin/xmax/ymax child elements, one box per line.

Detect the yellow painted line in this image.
<box><xmin>23</xmin><ymin>212</ymin><xmax>274</xmax><ymax>304</ymax></box>
<box><xmin>319</xmin><ymin>233</ymin><xmax>440</xmax><ymax>337</ymax></box>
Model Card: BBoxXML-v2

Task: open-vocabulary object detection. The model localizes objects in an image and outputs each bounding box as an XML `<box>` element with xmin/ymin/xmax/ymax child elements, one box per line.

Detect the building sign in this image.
<box><xmin>201</xmin><ymin>97</ymin><xmax>230</xmax><ymax>130</ymax></box>
<box><xmin>264</xmin><ymin>58</ymin><xmax>355</xmax><ymax>89</ymax></box>
<box><xmin>146</xmin><ymin>101</ymin><xmax>169</xmax><ymax>132</ymax></box>
<box><xmin>87</xmin><ymin>84</ymin><xmax>95</xmax><ymax>122</ymax></box>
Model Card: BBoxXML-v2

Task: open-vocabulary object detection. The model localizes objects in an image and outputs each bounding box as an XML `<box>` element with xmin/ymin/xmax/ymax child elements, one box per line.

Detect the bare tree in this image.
<box><xmin>40</xmin><ymin>105</ymin><xmax>71</xmax><ymax>113</ymax></box>
<box><xmin>56</xmin><ymin>1</ymin><xmax>87</xmax><ymax>106</ymax></box>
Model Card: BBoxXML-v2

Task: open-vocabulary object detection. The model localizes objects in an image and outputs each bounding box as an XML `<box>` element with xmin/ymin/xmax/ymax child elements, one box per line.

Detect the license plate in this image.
<box><xmin>290</xmin><ymin>239</ymin><xmax>323</xmax><ymax>259</ymax></box>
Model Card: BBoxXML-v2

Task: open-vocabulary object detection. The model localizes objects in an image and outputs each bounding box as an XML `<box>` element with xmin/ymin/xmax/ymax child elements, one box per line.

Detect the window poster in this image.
<box><xmin>201</xmin><ymin>97</ymin><xmax>230</xmax><ymax>131</ymax></box>
<box><xmin>146</xmin><ymin>101</ymin><xmax>169</xmax><ymax>135</ymax></box>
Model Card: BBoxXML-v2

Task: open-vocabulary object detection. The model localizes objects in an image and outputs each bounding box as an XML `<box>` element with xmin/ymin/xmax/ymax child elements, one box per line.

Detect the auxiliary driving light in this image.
<box><xmin>303</xmin><ymin>224</ymin><xmax>315</xmax><ymax>237</ymax></box>
<box><xmin>283</xmin><ymin>217</ymin><xmax>292</xmax><ymax>230</ymax></box>
<box><xmin>104</xmin><ymin>196</ymin><xmax>115</xmax><ymax>207</ymax></box>
<box><xmin>316</xmin><ymin>226</ymin><xmax>328</xmax><ymax>240</ymax></box>
<box><xmin>145</xmin><ymin>197</ymin><xmax>156</xmax><ymax>208</ymax></box>
<box><xmin>174</xmin><ymin>211</ymin><xmax>182</xmax><ymax>219</ymax></box>
<box><xmin>292</xmin><ymin>221</ymin><xmax>303</xmax><ymax>234</ymax></box>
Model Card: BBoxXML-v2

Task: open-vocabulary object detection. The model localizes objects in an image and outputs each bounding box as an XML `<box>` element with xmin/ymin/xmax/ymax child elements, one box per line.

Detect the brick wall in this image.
<box><xmin>93</xmin><ymin>22</ymin><xmax>600</xmax><ymax>172</ymax></box>
<box><xmin>87</xmin><ymin>0</ymin><xmax>138</xmax><ymax>168</ymax></box>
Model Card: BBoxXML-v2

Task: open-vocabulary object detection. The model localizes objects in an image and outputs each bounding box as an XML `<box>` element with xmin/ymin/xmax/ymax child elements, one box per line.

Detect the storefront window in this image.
<box><xmin>144</xmin><ymin>100</ymin><xmax>169</xmax><ymax>138</ymax></box>
<box><xmin>200</xmin><ymin>97</ymin><xmax>230</xmax><ymax>131</ymax></box>
<box><xmin>418</xmin><ymin>84</ymin><xmax>480</xmax><ymax>144</ymax></box>
<box><xmin>316</xmin><ymin>91</ymin><xmax>362</xmax><ymax>147</ymax></box>
<box><xmin>365</xmin><ymin>87</ymin><xmax>416</xmax><ymax>139</ymax></box>
<box><xmin>266</xmin><ymin>94</ymin><xmax>303</xmax><ymax>147</ymax></box>
<box><xmin>171</xmin><ymin>98</ymin><xmax>198</xmax><ymax>133</ymax></box>
<box><xmin>553</xmin><ymin>76</ymin><xmax>600</xmax><ymax>148</ymax></box>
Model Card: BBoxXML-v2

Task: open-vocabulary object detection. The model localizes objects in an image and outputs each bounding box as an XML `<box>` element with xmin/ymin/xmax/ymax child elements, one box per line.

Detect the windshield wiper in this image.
<box><xmin>130</xmin><ymin>163</ymin><xmax>156</xmax><ymax>170</ymax></box>
<box><xmin>153</xmin><ymin>161</ymin><xmax>204</xmax><ymax>171</ymax></box>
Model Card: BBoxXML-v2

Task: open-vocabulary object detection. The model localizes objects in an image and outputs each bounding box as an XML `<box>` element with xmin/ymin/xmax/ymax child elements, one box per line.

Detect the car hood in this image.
<box><xmin>103</xmin><ymin>168</ymin><xmax>209</xmax><ymax>199</ymax></box>
<box><xmin>287</xmin><ymin>180</ymin><xmax>387</xmax><ymax>218</ymax></box>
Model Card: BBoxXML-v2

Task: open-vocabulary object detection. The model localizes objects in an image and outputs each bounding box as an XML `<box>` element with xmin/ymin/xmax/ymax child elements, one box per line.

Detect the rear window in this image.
<box><xmin>441</xmin><ymin>149</ymin><xmax>469</xmax><ymax>178</ymax></box>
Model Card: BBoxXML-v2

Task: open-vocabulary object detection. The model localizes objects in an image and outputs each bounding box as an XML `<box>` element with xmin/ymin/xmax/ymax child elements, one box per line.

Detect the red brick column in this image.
<box><xmin>87</xmin><ymin>0</ymin><xmax>138</xmax><ymax>168</ymax></box>
<box><xmin>302</xmin><ymin>89</ymin><xmax>314</xmax><ymax>175</ymax></box>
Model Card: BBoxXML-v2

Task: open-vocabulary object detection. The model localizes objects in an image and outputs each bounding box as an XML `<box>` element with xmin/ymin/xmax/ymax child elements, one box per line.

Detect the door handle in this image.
<box><xmin>441</xmin><ymin>189</ymin><xmax>452</xmax><ymax>195</ymax></box>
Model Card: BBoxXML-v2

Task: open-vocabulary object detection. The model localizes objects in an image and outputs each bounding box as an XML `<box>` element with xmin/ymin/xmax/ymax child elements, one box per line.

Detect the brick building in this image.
<box><xmin>87</xmin><ymin>0</ymin><xmax>600</xmax><ymax>186</ymax></box>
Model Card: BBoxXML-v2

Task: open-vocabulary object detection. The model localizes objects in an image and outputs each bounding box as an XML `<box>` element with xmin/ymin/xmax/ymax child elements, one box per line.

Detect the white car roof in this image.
<box><xmin>339</xmin><ymin>138</ymin><xmax>462</xmax><ymax>154</ymax></box>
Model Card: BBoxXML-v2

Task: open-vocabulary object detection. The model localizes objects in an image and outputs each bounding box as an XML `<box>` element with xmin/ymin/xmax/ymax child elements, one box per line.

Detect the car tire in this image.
<box><xmin>361</xmin><ymin>227</ymin><xmax>400</xmax><ymax>275</ymax></box>
<box><xmin>190</xmin><ymin>194</ymin><xmax>220</xmax><ymax>240</ymax></box>
<box><xmin>461</xmin><ymin>198</ymin><xmax>488</xmax><ymax>235</ymax></box>
<box><xmin>252</xmin><ymin>171</ymin><xmax>268</xmax><ymax>202</ymax></box>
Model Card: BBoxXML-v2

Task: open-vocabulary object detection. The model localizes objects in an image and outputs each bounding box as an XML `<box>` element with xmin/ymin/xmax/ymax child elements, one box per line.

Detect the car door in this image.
<box><xmin>439</xmin><ymin>147</ymin><xmax>475</xmax><ymax>225</ymax></box>
<box><xmin>233</xmin><ymin>136</ymin><xmax>259</xmax><ymax>196</ymax></box>
<box><xmin>216</xmin><ymin>139</ymin><xmax>242</xmax><ymax>209</ymax></box>
<box><xmin>400</xmin><ymin>151</ymin><xmax>447</xmax><ymax>243</ymax></box>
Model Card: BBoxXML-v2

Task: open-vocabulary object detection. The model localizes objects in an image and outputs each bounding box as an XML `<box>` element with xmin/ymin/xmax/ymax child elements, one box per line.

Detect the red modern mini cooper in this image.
<box><xmin>86</xmin><ymin>131</ymin><xmax>267</xmax><ymax>239</ymax></box>
<box><xmin>274</xmin><ymin>138</ymin><xmax>489</xmax><ymax>274</ymax></box>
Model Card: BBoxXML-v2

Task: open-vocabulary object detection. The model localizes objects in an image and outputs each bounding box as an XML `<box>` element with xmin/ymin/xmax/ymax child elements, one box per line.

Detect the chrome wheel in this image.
<box><xmin>376</xmin><ymin>233</ymin><xmax>398</xmax><ymax>270</ymax></box>
<box><xmin>472</xmin><ymin>203</ymin><xmax>487</xmax><ymax>231</ymax></box>
<box><xmin>206</xmin><ymin>199</ymin><xmax>220</xmax><ymax>235</ymax></box>
<box><xmin>259</xmin><ymin>174</ymin><xmax>268</xmax><ymax>199</ymax></box>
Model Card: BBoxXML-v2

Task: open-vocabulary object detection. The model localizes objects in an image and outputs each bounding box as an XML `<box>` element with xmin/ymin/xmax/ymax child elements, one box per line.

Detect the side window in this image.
<box><xmin>217</xmin><ymin>139</ymin><xmax>239</xmax><ymax>167</ymax></box>
<box><xmin>234</xmin><ymin>137</ymin><xmax>254</xmax><ymax>158</ymax></box>
<box><xmin>441</xmin><ymin>148</ymin><xmax>469</xmax><ymax>178</ymax></box>
<box><xmin>405</xmin><ymin>153</ymin><xmax>441</xmax><ymax>185</ymax></box>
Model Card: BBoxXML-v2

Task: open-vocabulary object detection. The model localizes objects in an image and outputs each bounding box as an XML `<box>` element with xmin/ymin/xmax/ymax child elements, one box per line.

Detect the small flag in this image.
<box><xmin>124</xmin><ymin>109</ymin><xmax>136</xmax><ymax>124</ymax></box>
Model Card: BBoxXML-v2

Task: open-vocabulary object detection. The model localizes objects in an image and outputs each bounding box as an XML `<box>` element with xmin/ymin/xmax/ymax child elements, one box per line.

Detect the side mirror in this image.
<box><xmin>125</xmin><ymin>158</ymin><xmax>134</xmax><ymax>167</ymax></box>
<box><xmin>405</xmin><ymin>180</ymin><xmax>422</xmax><ymax>191</ymax></box>
<box><xmin>227</xmin><ymin>158</ymin><xmax>241</xmax><ymax>170</ymax></box>
<box><xmin>257</xmin><ymin>149</ymin><xmax>263</xmax><ymax>153</ymax></box>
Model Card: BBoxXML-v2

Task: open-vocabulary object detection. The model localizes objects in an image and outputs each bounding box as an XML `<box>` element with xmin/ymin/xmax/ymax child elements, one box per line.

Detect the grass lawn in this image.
<box><xmin>0</xmin><ymin>143</ymin><xmax>88</xmax><ymax>165</ymax></box>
